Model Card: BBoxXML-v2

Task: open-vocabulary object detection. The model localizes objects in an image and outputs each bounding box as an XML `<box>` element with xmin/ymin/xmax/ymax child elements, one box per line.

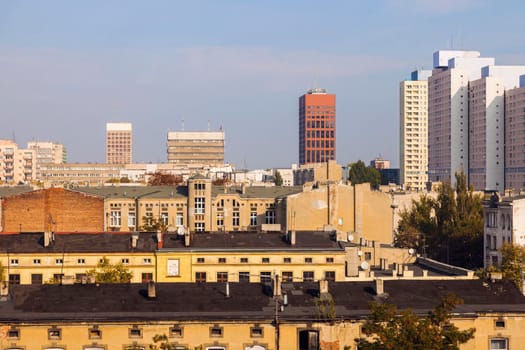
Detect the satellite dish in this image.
<box><xmin>347</xmin><ymin>233</ymin><xmax>354</xmax><ymax>242</ymax></box>
<box><xmin>408</xmin><ymin>248</ymin><xmax>415</xmax><ymax>255</ymax></box>
<box><xmin>360</xmin><ymin>261</ymin><xmax>369</xmax><ymax>271</ymax></box>
<box><xmin>177</xmin><ymin>226</ymin><xmax>185</xmax><ymax>236</ymax></box>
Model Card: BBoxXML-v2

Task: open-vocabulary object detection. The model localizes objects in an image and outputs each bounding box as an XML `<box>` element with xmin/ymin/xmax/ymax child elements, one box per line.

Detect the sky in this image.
<box><xmin>1</xmin><ymin>0</ymin><xmax>524</xmax><ymax>169</ymax></box>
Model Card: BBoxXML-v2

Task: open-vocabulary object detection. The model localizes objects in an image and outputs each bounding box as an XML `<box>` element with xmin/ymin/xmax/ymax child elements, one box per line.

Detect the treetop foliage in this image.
<box><xmin>86</xmin><ymin>257</ymin><xmax>133</xmax><ymax>283</ymax></box>
<box><xmin>355</xmin><ymin>294</ymin><xmax>475</xmax><ymax>350</ymax></box>
<box><xmin>148</xmin><ymin>172</ymin><xmax>183</xmax><ymax>186</ymax></box>
<box><xmin>348</xmin><ymin>160</ymin><xmax>381</xmax><ymax>189</ymax></box>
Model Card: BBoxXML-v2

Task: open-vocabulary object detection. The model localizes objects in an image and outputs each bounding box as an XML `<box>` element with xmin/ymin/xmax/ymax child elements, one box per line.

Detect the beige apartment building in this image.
<box><xmin>0</xmin><ymin>140</ymin><xmax>36</xmax><ymax>184</ymax></box>
<box><xmin>27</xmin><ymin>141</ymin><xmax>67</xmax><ymax>179</ymax></box>
<box><xmin>399</xmin><ymin>70</ymin><xmax>430</xmax><ymax>192</ymax></box>
<box><xmin>106</xmin><ymin>122</ymin><xmax>132</xmax><ymax>164</ymax></box>
<box><xmin>505</xmin><ymin>83</ymin><xmax>525</xmax><ymax>193</ymax></box>
<box><xmin>167</xmin><ymin>131</ymin><xmax>225</xmax><ymax>165</ymax></box>
<box><xmin>38</xmin><ymin>163</ymin><xmax>124</xmax><ymax>186</ymax></box>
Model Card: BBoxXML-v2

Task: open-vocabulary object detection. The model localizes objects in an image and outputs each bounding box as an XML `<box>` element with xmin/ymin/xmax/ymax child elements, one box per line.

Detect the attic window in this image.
<box><xmin>210</xmin><ymin>325</ymin><xmax>223</xmax><ymax>337</ymax></box>
<box><xmin>7</xmin><ymin>327</ymin><xmax>19</xmax><ymax>339</ymax></box>
<box><xmin>129</xmin><ymin>326</ymin><xmax>142</xmax><ymax>338</ymax></box>
<box><xmin>495</xmin><ymin>319</ymin><xmax>506</xmax><ymax>328</ymax></box>
<box><xmin>48</xmin><ymin>327</ymin><xmax>61</xmax><ymax>340</ymax></box>
<box><xmin>170</xmin><ymin>325</ymin><xmax>183</xmax><ymax>338</ymax></box>
<box><xmin>88</xmin><ymin>326</ymin><xmax>102</xmax><ymax>339</ymax></box>
<box><xmin>250</xmin><ymin>326</ymin><xmax>263</xmax><ymax>338</ymax></box>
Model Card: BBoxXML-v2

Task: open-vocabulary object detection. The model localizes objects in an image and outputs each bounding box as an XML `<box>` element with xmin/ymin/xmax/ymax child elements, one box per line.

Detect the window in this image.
<box><xmin>495</xmin><ymin>319</ymin><xmax>506</xmax><ymax>328</ymax></box>
<box><xmin>232</xmin><ymin>210</ymin><xmax>240</xmax><ymax>226</ymax></box>
<box><xmin>210</xmin><ymin>325</ymin><xmax>223</xmax><ymax>337</ymax></box>
<box><xmin>194</xmin><ymin>183</ymin><xmax>206</xmax><ymax>190</ymax></box>
<box><xmin>128</xmin><ymin>208</ymin><xmax>136</xmax><ymax>227</ymax></box>
<box><xmin>324</xmin><ymin>271</ymin><xmax>335</xmax><ymax>281</ymax></box>
<box><xmin>265</xmin><ymin>209</ymin><xmax>276</xmax><ymax>224</ymax></box>
<box><xmin>283</xmin><ymin>257</ymin><xmax>291</xmax><ymax>263</ymax></box>
<box><xmin>364</xmin><ymin>252</ymin><xmax>372</xmax><ymax>261</ymax></box>
<box><xmin>33</xmin><ymin>258</ymin><xmax>41</xmax><ymax>265</ymax></box>
<box><xmin>7</xmin><ymin>328</ymin><xmax>19</xmax><ymax>339</ymax></box>
<box><xmin>197</xmin><ymin>257</ymin><xmax>205</xmax><ymax>263</ymax></box>
<box><xmin>262</xmin><ymin>257</ymin><xmax>270</xmax><ymax>263</ymax></box>
<box><xmin>260</xmin><ymin>271</ymin><xmax>272</xmax><ymax>283</ymax></box>
<box><xmin>195</xmin><ymin>222</ymin><xmax>205</xmax><ymax>232</ymax></box>
<box><xmin>282</xmin><ymin>271</ymin><xmax>293</xmax><ymax>282</ymax></box>
<box><xmin>490</xmin><ymin>338</ymin><xmax>508</xmax><ymax>350</ymax></box>
<box><xmin>305</xmin><ymin>257</ymin><xmax>313</xmax><ymax>263</ymax></box>
<box><xmin>195</xmin><ymin>197</ymin><xmax>205</xmax><ymax>214</ymax></box>
<box><xmin>8</xmin><ymin>274</ymin><xmax>20</xmax><ymax>285</ymax></box>
<box><xmin>250</xmin><ymin>211</ymin><xmax>257</xmax><ymax>226</ymax></box>
<box><xmin>122</xmin><ymin>258</ymin><xmax>130</xmax><ymax>265</ymax></box>
<box><xmin>196</xmin><ymin>272</ymin><xmax>207</xmax><ymax>283</ymax></box>
<box><xmin>170</xmin><ymin>325</ymin><xmax>183</xmax><ymax>338</ymax></box>
<box><xmin>161</xmin><ymin>210</ymin><xmax>168</xmax><ymax>226</ymax></box>
<box><xmin>48</xmin><ymin>327</ymin><xmax>61</xmax><ymax>340</ymax></box>
<box><xmin>53</xmin><ymin>273</ymin><xmax>64</xmax><ymax>284</ymax></box>
<box><xmin>299</xmin><ymin>330</ymin><xmax>319</xmax><ymax>350</ymax></box>
<box><xmin>10</xmin><ymin>259</ymin><xmax>18</xmax><ymax>266</ymax></box>
<box><xmin>303</xmin><ymin>271</ymin><xmax>314</xmax><ymax>282</ymax></box>
<box><xmin>31</xmin><ymin>273</ymin><xmax>43</xmax><ymax>284</ymax></box>
<box><xmin>250</xmin><ymin>326</ymin><xmax>263</xmax><ymax>337</ymax></box>
<box><xmin>129</xmin><ymin>326</ymin><xmax>142</xmax><ymax>338</ymax></box>
<box><xmin>217</xmin><ymin>272</ymin><xmax>228</xmax><ymax>282</ymax></box>
<box><xmin>143</xmin><ymin>258</ymin><xmax>152</xmax><ymax>264</ymax></box>
<box><xmin>218</xmin><ymin>257</ymin><xmax>226</xmax><ymax>263</ymax></box>
<box><xmin>142</xmin><ymin>273</ymin><xmax>153</xmax><ymax>283</ymax></box>
<box><xmin>239</xmin><ymin>271</ymin><xmax>250</xmax><ymax>282</ymax></box>
<box><xmin>78</xmin><ymin>258</ymin><xmax>86</xmax><ymax>265</ymax></box>
<box><xmin>240</xmin><ymin>257</ymin><xmax>248</xmax><ymax>263</ymax></box>
<box><xmin>110</xmin><ymin>209</ymin><xmax>121</xmax><ymax>227</ymax></box>
<box><xmin>55</xmin><ymin>258</ymin><xmax>63</xmax><ymax>265</ymax></box>
<box><xmin>88</xmin><ymin>326</ymin><xmax>102</xmax><ymax>339</ymax></box>
<box><xmin>326</xmin><ymin>257</ymin><xmax>334</xmax><ymax>263</ymax></box>
<box><xmin>216</xmin><ymin>212</ymin><xmax>224</xmax><ymax>227</ymax></box>
<box><xmin>176</xmin><ymin>212</ymin><xmax>184</xmax><ymax>227</ymax></box>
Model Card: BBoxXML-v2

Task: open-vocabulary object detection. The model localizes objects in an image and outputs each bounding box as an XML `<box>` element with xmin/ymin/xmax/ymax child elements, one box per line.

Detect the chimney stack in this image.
<box><xmin>290</xmin><ymin>231</ymin><xmax>296</xmax><ymax>246</ymax></box>
<box><xmin>131</xmin><ymin>232</ymin><xmax>139</xmax><ymax>249</ymax></box>
<box><xmin>184</xmin><ymin>231</ymin><xmax>190</xmax><ymax>247</ymax></box>
<box><xmin>44</xmin><ymin>231</ymin><xmax>53</xmax><ymax>247</ymax></box>
<box><xmin>226</xmin><ymin>282</ymin><xmax>230</xmax><ymax>298</ymax></box>
<box><xmin>319</xmin><ymin>279</ymin><xmax>329</xmax><ymax>296</ymax></box>
<box><xmin>273</xmin><ymin>274</ymin><xmax>282</xmax><ymax>297</ymax></box>
<box><xmin>156</xmin><ymin>231</ymin><xmax>163</xmax><ymax>249</ymax></box>
<box><xmin>375</xmin><ymin>278</ymin><xmax>384</xmax><ymax>295</ymax></box>
<box><xmin>241</xmin><ymin>183</ymin><xmax>247</xmax><ymax>195</ymax></box>
<box><xmin>148</xmin><ymin>280</ymin><xmax>156</xmax><ymax>298</ymax></box>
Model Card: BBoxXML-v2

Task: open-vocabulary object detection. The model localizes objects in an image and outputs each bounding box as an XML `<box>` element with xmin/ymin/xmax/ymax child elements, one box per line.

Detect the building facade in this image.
<box><xmin>298</xmin><ymin>88</ymin><xmax>336</xmax><ymax>165</ymax></box>
<box><xmin>167</xmin><ymin>131</ymin><xmax>225</xmax><ymax>165</ymax></box>
<box><xmin>399</xmin><ymin>70</ymin><xmax>430</xmax><ymax>191</ymax></box>
<box><xmin>0</xmin><ymin>140</ymin><xmax>36</xmax><ymax>185</ymax></box>
<box><xmin>106</xmin><ymin>122</ymin><xmax>133</xmax><ymax>164</ymax></box>
<box><xmin>505</xmin><ymin>80</ymin><xmax>525</xmax><ymax>193</ymax></box>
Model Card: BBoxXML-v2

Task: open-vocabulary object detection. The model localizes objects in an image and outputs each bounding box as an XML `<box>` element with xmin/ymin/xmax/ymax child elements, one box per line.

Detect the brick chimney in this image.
<box><xmin>184</xmin><ymin>231</ymin><xmax>190</xmax><ymax>247</ymax></box>
<box><xmin>290</xmin><ymin>231</ymin><xmax>296</xmax><ymax>246</ymax></box>
<box><xmin>156</xmin><ymin>231</ymin><xmax>163</xmax><ymax>249</ymax></box>
<box><xmin>273</xmin><ymin>274</ymin><xmax>281</xmax><ymax>297</ymax></box>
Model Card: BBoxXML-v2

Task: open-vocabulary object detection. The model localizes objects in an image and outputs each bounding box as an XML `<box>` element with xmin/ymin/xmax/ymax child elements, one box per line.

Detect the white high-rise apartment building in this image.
<box><xmin>399</xmin><ymin>70</ymin><xmax>431</xmax><ymax>191</ymax></box>
<box><xmin>505</xmin><ymin>76</ymin><xmax>525</xmax><ymax>193</ymax></box>
<box><xmin>27</xmin><ymin>141</ymin><xmax>67</xmax><ymax>164</ymax></box>
<box><xmin>0</xmin><ymin>140</ymin><xmax>36</xmax><ymax>184</ymax></box>
<box><xmin>106</xmin><ymin>123</ymin><xmax>132</xmax><ymax>164</ymax></box>
<box><xmin>469</xmin><ymin>66</ymin><xmax>525</xmax><ymax>192</ymax></box>
<box><xmin>428</xmin><ymin>50</ymin><xmax>494</xmax><ymax>186</ymax></box>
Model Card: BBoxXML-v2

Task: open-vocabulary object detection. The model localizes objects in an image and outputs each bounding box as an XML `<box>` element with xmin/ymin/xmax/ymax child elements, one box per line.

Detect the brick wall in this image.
<box><xmin>1</xmin><ymin>188</ymin><xmax>104</xmax><ymax>232</ymax></box>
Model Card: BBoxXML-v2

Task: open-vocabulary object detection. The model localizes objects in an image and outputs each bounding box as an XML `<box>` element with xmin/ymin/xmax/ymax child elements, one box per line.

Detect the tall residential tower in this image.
<box><xmin>298</xmin><ymin>88</ymin><xmax>336</xmax><ymax>165</ymax></box>
<box><xmin>399</xmin><ymin>70</ymin><xmax>431</xmax><ymax>191</ymax></box>
<box><xmin>106</xmin><ymin>122</ymin><xmax>132</xmax><ymax>164</ymax></box>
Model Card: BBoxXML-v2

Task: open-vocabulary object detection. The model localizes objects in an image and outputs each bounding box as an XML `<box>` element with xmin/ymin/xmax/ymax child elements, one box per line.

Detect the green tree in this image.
<box><xmin>355</xmin><ymin>294</ymin><xmax>475</xmax><ymax>350</ymax></box>
<box><xmin>500</xmin><ymin>243</ymin><xmax>525</xmax><ymax>288</ymax></box>
<box><xmin>274</xmin><ymin>170</ymin><xmax>283</xmax><ymax>186</ymax></box>
<box><xmin>395</xmin><ymin>172</ymin><xmax>483</xmax><ymax>268</ymax></box>
<box><xmin>86</xmin><ymin>257</ymin><xmax>133</xmax><ymax>283</ymax></box>
<box><xmin>141</xmin><ymin>216</ymin><xmax>168</xmax><ymax>232</ymax></box>
<box><xmin>348</xmin><ymin>160</ymin><xmax>381</xmax><ymax>189</ymax></box>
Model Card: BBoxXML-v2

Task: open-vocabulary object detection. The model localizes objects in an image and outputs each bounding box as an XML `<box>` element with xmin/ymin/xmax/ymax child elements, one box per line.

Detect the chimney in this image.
<box><xmin>148</xmin><ymin>280</ymin><xmax>156</xmax><ymax>298</ymax></box>
<box><xmin>156</xmin><ymin>231</ymin><xmax>163</xmax><ymax>249</ymax></box>
<box><xmin>290</xmin><ymin>231</ymin><xmax>296</xmax><ymax>246</ymax></box>
<box><xmin>184</xmin><ymin>231</ymin><xmax>190</xmax><ymax>247</ymax></box>
<box><xmin>241</xmin><ymin>183</ymin><xmax>247</xmax><ymax>195</ymax></box>
<box><xmin>226</xmin><ymin>282</ymin><xmax>230</xmax><ymax>298</ymax></box>
<box><xmin>131</xmin><ymin>232</ymin><xmax>139</xmax><ymax>249</ymax></box>
<box><xmin>44</xmin><ymin>231</ymin><xmax>53</xmax><ymax>247</ymax></box>
<box><xmin>319</xmin><ymin>279</ymin><xmax>329</xmax><ymax>296</ymax></box>
<box><xmin>375</xmin><ymin>278</ymin><xmax>384</xmax><ymax>295</ymax></box>
<box><xmin>0</xmin><ymin>281</ymin><xmax>8</xmax><ymax>299</ymax></box>
<box><xmin>273</xmin><ymin>274</ymin><xmax>282</xmax><ymax>297</ymax></box>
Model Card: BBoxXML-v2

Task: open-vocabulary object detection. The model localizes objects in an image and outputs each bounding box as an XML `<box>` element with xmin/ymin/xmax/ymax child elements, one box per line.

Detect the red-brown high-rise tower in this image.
<box><xmin>299</xmin><ymin>88</ymin><xmax>336</xmax><ymax>165</ymax></box>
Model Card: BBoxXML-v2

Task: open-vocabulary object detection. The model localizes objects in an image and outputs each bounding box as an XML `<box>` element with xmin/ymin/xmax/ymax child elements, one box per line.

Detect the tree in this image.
<box><xmin>141</xmin><ymin>216</ymin><xmax>168</xmax><ymax>232</ymax></box>
<box><xmin>395</xmin><ymin>172</ymin><xmax>483</xmax><ymax>268</ymax></box>
<box><xmin>274</xmin><ymin>170</ymin><xmax>283</xmax><ymax>186</ymax></box>
<box><xmin>500</xmin><ymin>243</ymin><xmax>525</xmax><ymax>288</ymax></box>
<box><xmin>148</xmin><ymin>172</ymin><xmax>183</xmax><ymax>186</ymax></box>
<box><xmin>348</xmin><ymin>160</ymin><xmax>381</xmax><ymax>189</ymax></box>
<box><xmin>355</xmin><ymin>294</ymin><xmax>475</xmax><ymax>350</ymax></box>
<box><xmin>86</xmin><ymin>257</ymin><xmax>133</xmax><ymax>283</ymax></box>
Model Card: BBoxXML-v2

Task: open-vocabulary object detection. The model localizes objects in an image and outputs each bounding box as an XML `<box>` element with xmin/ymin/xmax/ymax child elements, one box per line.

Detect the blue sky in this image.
<box><xmin>1</xmin><ymin>0</ymin><xmax>524</xmax><ymax>169</ymax></box>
